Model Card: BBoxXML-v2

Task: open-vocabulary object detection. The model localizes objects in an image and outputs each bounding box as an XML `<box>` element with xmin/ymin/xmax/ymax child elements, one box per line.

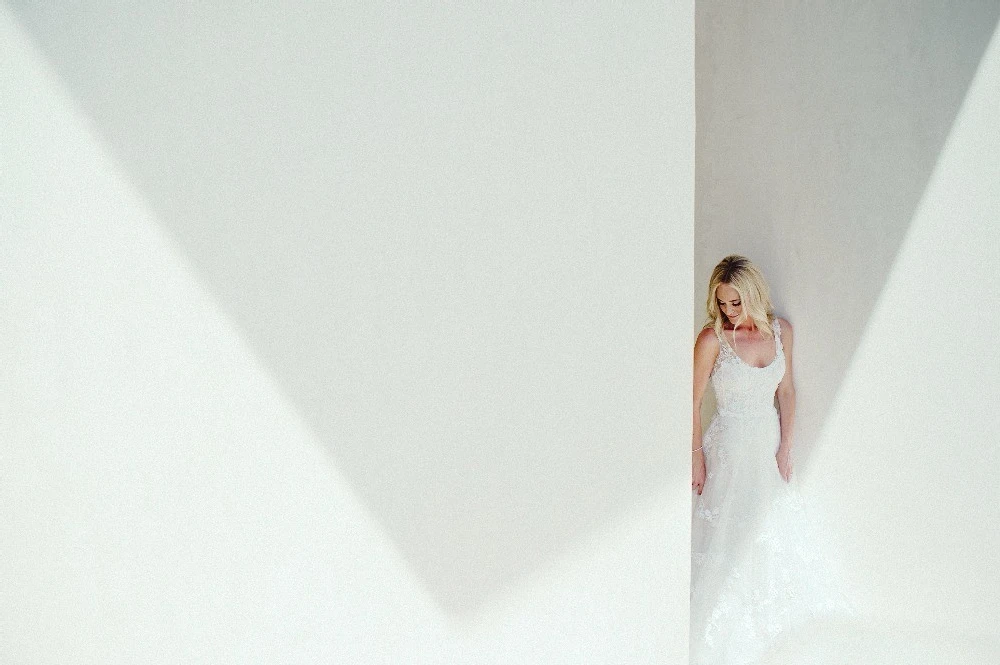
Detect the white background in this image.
<box><xmin>4</xmin><ymin>1</ymin><xmax>999</xmax><ymax>663</ymax></box>
<box><xmin>0</xmin><ymin>3</ymin><xmax>694</xmax><ymax>663</ymax></box>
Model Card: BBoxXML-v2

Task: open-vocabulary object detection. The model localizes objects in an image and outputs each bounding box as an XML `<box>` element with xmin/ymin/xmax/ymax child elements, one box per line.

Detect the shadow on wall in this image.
<box><xmin>5</xmin><ymin>2</ymin><xmax>685</xmax><ymax>616</ymax></box>
<box><xmin>694</xmin><ymin>1</ymin><xmax>1000</xmax><ymax>472</ymax></box>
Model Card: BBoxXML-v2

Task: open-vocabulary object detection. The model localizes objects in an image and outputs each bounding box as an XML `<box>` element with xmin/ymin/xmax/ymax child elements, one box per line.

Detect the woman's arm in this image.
<box><xmin>693</xmin><ymin>328</ymin><xmax>719</xmax><ymax>449</ymax></box>
<box><xmin>692</xmin><ymin>328</ymin><xmax>718</xmax><ymax>494</ymax></box>
<box><xmin>775</xmin><ymin>318</ymin><xmax>796</xmax><ymax>453</ymax></box>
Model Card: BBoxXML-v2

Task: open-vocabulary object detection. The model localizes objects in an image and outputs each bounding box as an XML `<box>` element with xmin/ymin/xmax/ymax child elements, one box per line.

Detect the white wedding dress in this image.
<box><xmin>690</xmin><ymin>318</ymin><xmax>857</xmax><ymax>665</ymax></box>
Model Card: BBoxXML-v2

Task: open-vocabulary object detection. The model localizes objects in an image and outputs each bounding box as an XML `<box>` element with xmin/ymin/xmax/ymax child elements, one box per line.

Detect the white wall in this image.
<box><xmin>807</xmin><ymin>17</ymin><xmax>1000</xmax><ymax>639</ymax></box>
<box><xmin>0</xmin><ymin>3</ymin><xmax>694</xmax><ymax>664</ymax></box>
<box><xmin>696</xmin><ymin>1</ymin><xmax>1000</xmax><ymax>450</ymax></box>
<box><xmin>696</xmin><ymin>1</ymin><xmax>1000</xmax><ymax>658</ymax></box>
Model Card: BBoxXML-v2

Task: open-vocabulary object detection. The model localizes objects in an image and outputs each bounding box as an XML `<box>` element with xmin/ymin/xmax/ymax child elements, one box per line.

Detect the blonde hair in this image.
<box><xmin>704</xmin><ymin>254</ymin><xmax>776</xmax><ymax>343</ymax></box>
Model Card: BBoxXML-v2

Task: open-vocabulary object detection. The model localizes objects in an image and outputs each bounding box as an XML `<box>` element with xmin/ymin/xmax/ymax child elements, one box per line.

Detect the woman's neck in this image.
<box><xmin>725</xmin><ymin>320</ymin><xmax>756</xmax><ymax>333</ymax></box>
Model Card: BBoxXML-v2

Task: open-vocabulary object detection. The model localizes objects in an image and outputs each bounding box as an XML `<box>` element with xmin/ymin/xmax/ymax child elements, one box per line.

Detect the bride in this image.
<box><xmin>689</xmin><ymin>255</ymin><xmax>855</xmax><ymax>665</ymax></box>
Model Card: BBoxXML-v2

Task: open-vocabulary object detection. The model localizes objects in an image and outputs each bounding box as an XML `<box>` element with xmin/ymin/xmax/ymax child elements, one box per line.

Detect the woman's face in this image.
<box><xmin>716</xmin><ymin>283</ymin><xmax>742</xmax><ymax>324</ymax></box>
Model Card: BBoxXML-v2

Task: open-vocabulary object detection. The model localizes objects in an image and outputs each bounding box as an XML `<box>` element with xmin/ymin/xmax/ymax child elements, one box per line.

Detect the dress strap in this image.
<box><xmin>712</xmin><ymin>325</ymin><xmax>733</xmax><ymax>355</ymax></box>
<box><xmin>772</xmin><ymin>318</ymin><xmax>783</xmax><ymax>354</ymax></box>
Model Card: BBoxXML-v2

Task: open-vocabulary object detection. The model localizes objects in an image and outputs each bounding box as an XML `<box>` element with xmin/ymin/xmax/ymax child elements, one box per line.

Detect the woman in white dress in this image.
<box><xmin>690</xmin><ymin>255</ymin><xmax>855</xmax><ymax>665</ymax></box>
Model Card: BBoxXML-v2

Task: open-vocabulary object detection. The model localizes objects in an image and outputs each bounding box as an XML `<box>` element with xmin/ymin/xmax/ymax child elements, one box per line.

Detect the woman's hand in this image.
<box><xmin>692</xmin><ymin>450</ymin><xmax>706</xmax><ymax>495</ymax></box>
<box><xmin>776</xmin><ymin>445</ymin><xmax>793</xmax><ymax>482</ymax></box>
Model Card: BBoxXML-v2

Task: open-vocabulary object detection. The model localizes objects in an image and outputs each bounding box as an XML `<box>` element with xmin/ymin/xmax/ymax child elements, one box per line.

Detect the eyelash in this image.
<box><xmin>718</xmin><ymin>302</ymin><xmax>740</xmax><ymax>306</ymax></box>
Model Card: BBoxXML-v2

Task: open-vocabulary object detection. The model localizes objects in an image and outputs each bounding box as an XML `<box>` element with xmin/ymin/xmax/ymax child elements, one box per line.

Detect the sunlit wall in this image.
<box><xmin>0</xmin><ymin>3</ymin><xmax>694</xmax><ymax>664</ymax></box>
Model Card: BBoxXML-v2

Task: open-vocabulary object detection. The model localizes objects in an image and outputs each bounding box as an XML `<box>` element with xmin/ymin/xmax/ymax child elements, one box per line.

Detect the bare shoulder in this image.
<box><xmin>775</xmin><ymin>317</ymin><xmax>793</xmax><ymax>344</ymax></box>
<box><xmin>695</xmin><ymin>326</ymin><xmax>719</xmax><ymax>350</ymax></box>
<box><xmin>694</xmin><ymin>326</ymin><xmax>720</xmax><ymax>362</ymax></box>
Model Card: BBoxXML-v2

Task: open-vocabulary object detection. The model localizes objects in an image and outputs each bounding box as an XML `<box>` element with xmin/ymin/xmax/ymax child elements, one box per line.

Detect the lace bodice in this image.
<box><xmin>710</xmin><ymin>318</ymin><xmax>785</xmax><ymax>420</ymax></box>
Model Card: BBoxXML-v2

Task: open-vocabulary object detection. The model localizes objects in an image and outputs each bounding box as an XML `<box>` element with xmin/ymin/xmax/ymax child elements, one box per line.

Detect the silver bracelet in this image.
<box><xmin>692</xmin><ymin>445</ymin><xmax>703</xmax><ymax>452</ymax></box>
